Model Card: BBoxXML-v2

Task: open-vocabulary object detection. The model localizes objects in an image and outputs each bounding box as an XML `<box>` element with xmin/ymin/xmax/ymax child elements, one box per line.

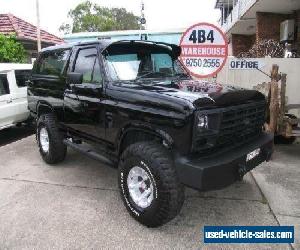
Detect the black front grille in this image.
<box><xmin>192</xmin><ymin>101</ymin><xmax>266</xmax><ymax>155</ymax></box>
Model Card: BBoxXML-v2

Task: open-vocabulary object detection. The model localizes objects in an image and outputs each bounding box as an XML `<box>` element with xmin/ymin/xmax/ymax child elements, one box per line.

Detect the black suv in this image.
<box><xmin>28</xmin><ymin>40</ymin><xmax>273</xmax><ymax>227</ymax></box>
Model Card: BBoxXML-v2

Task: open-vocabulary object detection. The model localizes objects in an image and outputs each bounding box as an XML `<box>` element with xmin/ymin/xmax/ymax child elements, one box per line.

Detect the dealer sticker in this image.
<box><xmin>179</xmin><ymin>22</ymin><xmax>228</xmax><ymax>78</ymax></box>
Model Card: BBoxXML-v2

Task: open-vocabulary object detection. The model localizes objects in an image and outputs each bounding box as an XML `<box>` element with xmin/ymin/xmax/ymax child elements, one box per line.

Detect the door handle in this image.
<box><xmin>65</xmin><ymin>89</ymin><xmax>74</xmax><ymax>95</ymax></box>
<box><xmin>7</xmin><ymin>99</ymin><xmax>12</xmax><ymax>104</ymax></box>
<box><xmin>105</xmin><ymin>112</ymin><xmax>113</xmax><ymax>128</ymax></box>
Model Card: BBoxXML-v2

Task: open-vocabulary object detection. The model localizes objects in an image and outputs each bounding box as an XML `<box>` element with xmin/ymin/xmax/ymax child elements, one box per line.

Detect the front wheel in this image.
<box><xmin>37</xmin><ymin>114</ymin><xmax>67</xmax><ymax>164</ymax></box>
<box><xmin>118</xmin><ymin>142</ymin><xmax>185</xmax><ymax>227</ymax></box>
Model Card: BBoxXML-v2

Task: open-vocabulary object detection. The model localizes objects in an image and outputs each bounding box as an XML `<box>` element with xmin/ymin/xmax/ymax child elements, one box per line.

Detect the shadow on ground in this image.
<box><xmin>0</xmin><ymin>126</ymin><xmax>35</xmax><ymax>147</ymax></box>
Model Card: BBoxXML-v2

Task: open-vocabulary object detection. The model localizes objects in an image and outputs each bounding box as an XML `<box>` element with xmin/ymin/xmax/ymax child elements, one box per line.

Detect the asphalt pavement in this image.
<box><xmin>0</xmin><ymin>135</ymin><xmax>299</xmax><ymax>249</ymax></box>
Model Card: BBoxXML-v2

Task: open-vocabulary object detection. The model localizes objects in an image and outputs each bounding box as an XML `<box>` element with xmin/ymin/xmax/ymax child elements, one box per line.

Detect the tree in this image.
<box><xmin>0</xmin><ymin>34</ymin><xmax>26</xmax><ymax>63</ymax></box>
<box><xmin>59</xmin><ymin>1</ymin><xmax>140</xmax><ymax>34</ymax></box>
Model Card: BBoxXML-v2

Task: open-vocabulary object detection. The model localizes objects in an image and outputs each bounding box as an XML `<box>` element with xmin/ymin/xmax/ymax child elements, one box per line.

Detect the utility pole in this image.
<box><xmin>140</xmin><ymin>1</ymin><xmax>146</xmax><ymax>30</ymax></box>
<box><xmin>139</xmin><ymin>0</ymin><xmax>147</xmax><ymax>40</ymax></box>
<box><xmin>36</xmin><ymin>0</ymin><xmax>41</xmax><ymax>52</ymax></box>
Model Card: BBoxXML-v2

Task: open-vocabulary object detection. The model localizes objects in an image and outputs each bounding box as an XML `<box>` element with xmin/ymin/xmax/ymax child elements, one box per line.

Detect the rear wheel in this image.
<box><xmin>37</xmin><ymin>114</ymin><xmax>67</xmax><ymax>164</ymax></box>
<box><xmin>118</xmin><ymin>141</ymin><xmax>185</xmax><ymax>227</ymax></box>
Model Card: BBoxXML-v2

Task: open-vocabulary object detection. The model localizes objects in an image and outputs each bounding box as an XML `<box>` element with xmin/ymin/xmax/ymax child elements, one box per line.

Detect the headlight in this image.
<box><xmin>197</xmin><ymin>115</ymin><xmax>208</xmax><ymax>129</ymax></box>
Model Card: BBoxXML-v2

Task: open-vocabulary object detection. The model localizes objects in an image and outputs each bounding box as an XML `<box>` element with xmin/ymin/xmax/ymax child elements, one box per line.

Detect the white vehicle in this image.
<box><xmin>0</xmin><ymin>63</ymin><xmax>32</xmax><ymax>130</ymax></box>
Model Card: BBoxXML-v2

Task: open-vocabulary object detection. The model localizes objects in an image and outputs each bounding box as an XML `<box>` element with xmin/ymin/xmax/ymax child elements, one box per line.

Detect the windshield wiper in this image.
<box><xmin>174</xmin><ymin>72</ymin><xmax>190</xmax><ymax>79</ymax></box>
<box><xmin>136</xmin><ymin>71</ymin><xmax>178</xmax><ymax>81</ymax></box>
<box><xmin>135</xmin><ymin>72</ymin><xmax>156</xmax><ymax>80</ymax></box>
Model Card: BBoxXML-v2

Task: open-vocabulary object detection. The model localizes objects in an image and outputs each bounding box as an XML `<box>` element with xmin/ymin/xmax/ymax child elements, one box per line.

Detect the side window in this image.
<box><xmin>92</xmin><ymin>58</ymin><xmax>103</xmax><ymax>84</ymax></box>
<box><xmin>0</xmin><ymin>74</ymin><xmax>10</xmax><ymax>96</ymax></box>
<box><xmin>15</xmin><ymin>70</ymin><xmax>31</xmax><ymax>87</ymax></box>
<box><xmin>38</xmin><ymin>49</ymin><xmax>70</xmax><ymax>76</ymax></box>
<box><xmin>74</xmin><ymin>47</ymin><xmax>103</xmax><ymax>85</ymax></box>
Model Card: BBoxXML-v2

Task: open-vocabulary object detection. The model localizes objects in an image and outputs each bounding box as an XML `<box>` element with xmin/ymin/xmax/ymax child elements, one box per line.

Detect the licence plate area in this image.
<box><xmin>246</xmin><ymin>148</ymin><xmax>261</xmax><ymax>162</ymax></box>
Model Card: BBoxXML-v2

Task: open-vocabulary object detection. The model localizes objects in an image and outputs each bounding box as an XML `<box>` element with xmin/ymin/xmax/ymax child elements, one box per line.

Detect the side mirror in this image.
<box><xmin>66</xmin><ymin>72</ymin><xmax>83</xmax><ymax>85</ymax></box>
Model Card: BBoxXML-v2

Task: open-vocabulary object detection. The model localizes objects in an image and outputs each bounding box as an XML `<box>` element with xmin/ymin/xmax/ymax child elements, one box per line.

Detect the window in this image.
<box><xmin>104</xmin><ymin>47</ymin><xmax>188</xmax><ymax>81</ymax></box>
<box><xmin>15</xmin><ymin>70</ymin><xmax>31</xmax><ymax>87</ymax></box>
<box><xmin>152</xmin><ymin>54</ymin><xmax>173</xmax><ymax>74</ymax></box>
<box><xmin>38</xmin><ymin>49</ymin><xmax>70</xmax><ymax>76</ymax></box>
<box><xmin>74</xmin><ymin>47</ymin><xmax>103</xmax><ymax>85</ymax></box>
<box><xmin>106</xmin><ymin>54</ymin><xmax>140</xmax><ymax>81</ymax></box>
<box><xmin>0</xmin><ymin>74</ymin><xmax>10</xmax><ymax>96</ymax></box>
<box><xmin>92</xmin><ymin>58</ymin><xmax>102</xmax><ymax>84</ymax></box>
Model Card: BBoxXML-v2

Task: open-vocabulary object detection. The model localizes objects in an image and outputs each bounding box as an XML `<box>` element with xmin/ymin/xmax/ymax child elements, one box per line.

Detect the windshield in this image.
<box><xmin>103</xmin><ymin>44</ymin><xmax>189</xmax><ymax>81</ymax></box>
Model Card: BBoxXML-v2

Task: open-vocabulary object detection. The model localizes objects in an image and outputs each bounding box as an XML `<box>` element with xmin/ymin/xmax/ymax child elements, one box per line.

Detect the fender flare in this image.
<box><xmin>117</xmin><ymin>125</ymin><xmax>174</xmax><ymax>155</ymax></box>
<box><xmin>36</xmin><ymin>101</ymin><xmax>54</xmax><ymax>117</ymax></box>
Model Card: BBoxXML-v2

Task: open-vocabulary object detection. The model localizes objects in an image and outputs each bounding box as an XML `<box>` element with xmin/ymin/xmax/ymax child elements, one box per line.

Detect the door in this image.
<box><xmin>28</xmin><ymin>49</ymin><xmax>70</xmax><ymax>121</ymax></box>
<box><xmin>0</xmin><ymin>73</ymin><xmax>15</xmax><ymax>129</ymax></box>
<box><xmin>9</xmin><ymin>70</ymin><xmax>31</xmax><ymax>123</ymax></box>
<box><xmin>63</xmin><ymin>46</ymin><xmax>106</xmax><ymax>140</ymax></box>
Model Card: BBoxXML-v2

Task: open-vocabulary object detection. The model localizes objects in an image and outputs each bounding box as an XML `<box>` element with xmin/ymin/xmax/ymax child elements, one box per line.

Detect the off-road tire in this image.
<box><xmin>37</xmin><ymin>114</ymin><xmax>67</xmax><ymax>164</ymax></box>
<box><xmin>118</xmin><ymin>141</ymin><xmax>185</xmax><ymax>227</ymax></box>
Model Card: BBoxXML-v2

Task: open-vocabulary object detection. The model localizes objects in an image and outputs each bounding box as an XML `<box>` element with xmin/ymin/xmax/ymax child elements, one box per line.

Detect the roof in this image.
<box><xmin>41</xmin><ymin>40</ymin><xmax>181</xmax><ymax>57</ymax></box>
<box><xmin>0</xmin><ymin>14</ymin><xmax>64</xmax><ymax>45</ymax></box>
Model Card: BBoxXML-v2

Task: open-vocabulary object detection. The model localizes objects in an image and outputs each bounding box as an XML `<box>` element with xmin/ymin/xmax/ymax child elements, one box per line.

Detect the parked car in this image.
<box><xmin>0</xmin><ymin>64</ymin><xmax>32</xmax><ymax>130</ymax></box>
<box><xmin>28</xmin><ymin>40</ymin><xmax>274</xmax><ymax>227</ymax></box>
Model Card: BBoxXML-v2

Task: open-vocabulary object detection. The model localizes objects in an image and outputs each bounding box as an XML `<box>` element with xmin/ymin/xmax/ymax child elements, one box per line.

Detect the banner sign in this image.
<box><xmin>179</xmin><ymin>23</ymin><xmax>228</xmax><ymax>78</ymax></box>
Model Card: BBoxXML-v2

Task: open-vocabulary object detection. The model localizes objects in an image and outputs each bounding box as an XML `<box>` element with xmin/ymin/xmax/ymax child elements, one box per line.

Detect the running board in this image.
<box><xmin>63</xmin><ymin>139</ymin><xmax>115</xmax><ymax>167</ymax></box>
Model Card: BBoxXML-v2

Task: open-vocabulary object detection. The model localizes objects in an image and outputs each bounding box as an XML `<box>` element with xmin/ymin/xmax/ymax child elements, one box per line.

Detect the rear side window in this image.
<box><xmin>37</xmin><ymin>49</ymin><xmax>70</xmax><ymax>76</ymax></box>
<box><xmin>15</xmin><ymin>70</ymin><xmax>31</xmax><ymax>87</ymax></box>
<box><xmin>0</xmin><ymin>74</ymin><xmax>10</xmax><ymax>96</ymax></box>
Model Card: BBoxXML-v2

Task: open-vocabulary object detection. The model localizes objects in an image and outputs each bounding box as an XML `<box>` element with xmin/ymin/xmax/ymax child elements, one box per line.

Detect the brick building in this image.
<box><xmin>0</xmin><ymin>14</ymin><xmax>64</xmax><ymax>62</ymax></box>
<box><xmin>215</xmin><ymin>0</ymin><xmax>300</xmax><ymax>57</ymax></box>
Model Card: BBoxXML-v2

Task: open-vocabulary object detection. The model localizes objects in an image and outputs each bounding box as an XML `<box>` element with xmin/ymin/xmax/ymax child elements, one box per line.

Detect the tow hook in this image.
<box><xmin>238</xmin><ymin>164</ymin><xmax>247</xmax><ymax>181</ymax></box>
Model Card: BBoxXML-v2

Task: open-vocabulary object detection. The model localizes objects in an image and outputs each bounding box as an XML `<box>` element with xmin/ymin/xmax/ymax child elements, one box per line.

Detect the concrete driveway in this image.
<box><xmin>0</xmin><ymin>136</ymin><xmax>299</xmax><ymax>249</ymax></box>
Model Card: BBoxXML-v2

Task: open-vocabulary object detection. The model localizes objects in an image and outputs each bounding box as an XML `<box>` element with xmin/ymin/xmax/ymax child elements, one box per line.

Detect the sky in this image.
<box><xmin>0</xmin><ymin>0</ymin><xmax>220</xmax><ymax>36</ymax></box>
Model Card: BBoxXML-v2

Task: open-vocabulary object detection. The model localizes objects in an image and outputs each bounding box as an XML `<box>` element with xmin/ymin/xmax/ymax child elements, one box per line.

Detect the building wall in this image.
<box><xmin>296</xmin><ymin>10</ymin><xmax>300</xmax><ymax>54</ymax></box>
<box><xmin>216</xmin><ymin>57</ymin><xmax>300</xmax><ymax>117</ymax></box>
<box><xmin>231</xmin><ymin>34</ymin><xmax>256</xmax><ymax>56</ymax></box>
<box><xmin>64</xmin><ymin>32</ymin><xmax>183</xmax><ymax>45</ymax></box>
<box><xmin>256</xmin><ymin>12</ymin><xmax>292</xmax><ymax>43</ymax></box>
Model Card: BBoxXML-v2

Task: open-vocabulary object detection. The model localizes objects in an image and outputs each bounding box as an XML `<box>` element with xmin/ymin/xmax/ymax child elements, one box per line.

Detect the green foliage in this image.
<box><xmin>0</xmin><ymin>34</ymin><xmax>27</xmax><ymax>63</ymax></box>
<box><xmin>59</xmin><ymin>1</ymin><xmax>140</xmax><ymax>34</ymax></box>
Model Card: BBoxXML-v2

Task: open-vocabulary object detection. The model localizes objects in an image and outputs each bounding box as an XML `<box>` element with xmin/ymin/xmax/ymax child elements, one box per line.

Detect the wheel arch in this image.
<box><xmin>118</xmin><ymin>125</ymin><xmax>174</xmax><ymax>156</ymax></box>
<box><xmin>36</xmin><ymin>101</ymin><xmax>54</xmax><ymax>118</ymax></box>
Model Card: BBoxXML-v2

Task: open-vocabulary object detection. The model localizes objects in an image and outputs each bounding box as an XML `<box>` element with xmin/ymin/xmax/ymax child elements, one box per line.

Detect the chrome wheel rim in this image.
<box><xmin>39</xmin><ymin>127</ymin><xmax>49</xmax><ymax>153</ymax></box>
<box><xmin>127</xmin><ymin>166</ymin><xmax>154</xmax><ymax>209</ymax></box>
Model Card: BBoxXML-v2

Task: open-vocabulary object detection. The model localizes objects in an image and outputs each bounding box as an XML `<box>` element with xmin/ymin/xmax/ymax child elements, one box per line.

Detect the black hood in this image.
<box><xmin>173</xmin><ymin>79</ymin><xmax>265</xmax><ymax>107</ymax></box>
<box><xmin>106</xmin><ymin>79</ymin><xmax>265</xmax><ymax>114</ymax></box>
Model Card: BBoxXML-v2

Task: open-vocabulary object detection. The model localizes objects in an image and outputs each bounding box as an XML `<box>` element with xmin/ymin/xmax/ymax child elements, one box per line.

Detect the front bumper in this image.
<box><xmin>174</xmin><ymin>132</ymin><xmax>274</xmax><ymax>191</ymax></box>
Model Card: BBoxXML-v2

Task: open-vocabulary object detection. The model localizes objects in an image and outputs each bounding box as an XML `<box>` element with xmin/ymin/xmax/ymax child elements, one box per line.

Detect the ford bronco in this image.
<box><xmin>28</xmin><ymin>40</ymin><xmax>273</xmax><ymax>227</ymax></box>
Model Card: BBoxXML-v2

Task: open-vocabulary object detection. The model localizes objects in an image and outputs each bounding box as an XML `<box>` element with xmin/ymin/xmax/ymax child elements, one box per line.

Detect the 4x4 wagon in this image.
<box><xmin>28</xmin><ymin>40</ymin><xmax>273</xmax><ymax>227</ymax></box>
